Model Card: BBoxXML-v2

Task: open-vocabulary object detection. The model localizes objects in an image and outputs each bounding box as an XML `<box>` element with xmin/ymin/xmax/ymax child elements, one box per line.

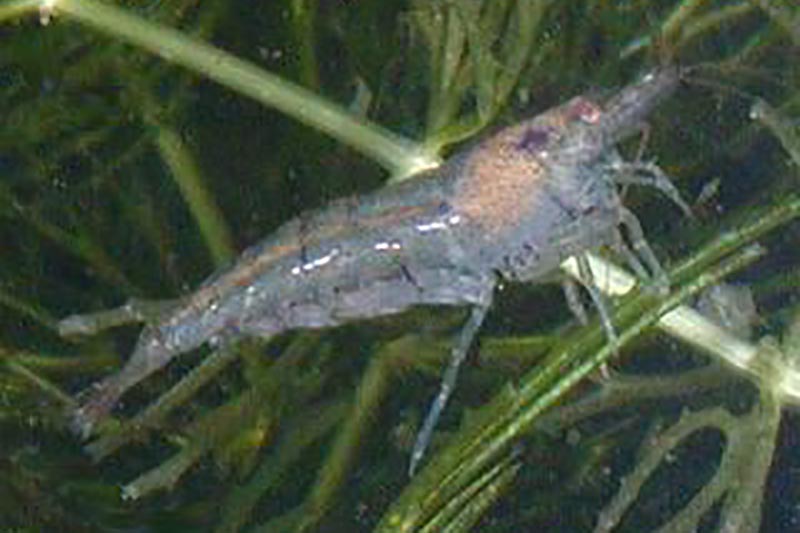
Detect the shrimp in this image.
<box><xmin>60</xmin><ymin>66</ymin><xmax>687</xmax><ymax>475</ymax></box>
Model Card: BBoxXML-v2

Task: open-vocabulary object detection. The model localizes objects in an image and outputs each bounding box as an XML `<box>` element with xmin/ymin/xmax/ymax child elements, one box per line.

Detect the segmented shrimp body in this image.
<box><xmin>65</xmin><ymin>68</ymin><xmax>683</xmax><ymax>463</ymax></box>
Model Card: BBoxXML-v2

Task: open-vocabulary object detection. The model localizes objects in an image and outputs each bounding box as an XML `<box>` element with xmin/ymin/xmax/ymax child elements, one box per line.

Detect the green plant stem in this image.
<box><xmin>378</xmin><ymin>241</ymin><xmax>763</xmax><ymax>532</ymax></box>
<box><xmin>24</xmin><ymin>208</ymin><xmax>138</xmax><ymax>296</ymax></box>
<box><xmin>220</xmin><ymin>399</ymin><xmax>349</xmax><ymax>533</ymax></box>
<box><xmin>536</xmin><ymin>366</ymin><xmax>736</xmax><ymax>432</ymax></box>
<box><xmin>290</xmin><ymin>0</ymin><xmax>320</xmax><ymax>90</ymax></box>
<box><xmin>425</xmin><ymin>452</ymin><xmax>520</xmax><ymax>533</ymax></box>
<box><xmin>152</xmin><ymin>121</ymin><xmax>235</xmax><ymax>266</ymax></box>
<box><xmin>565</xmin><ymin>193</ymin><xmax>800</xmax><ymax>401</ymax></box>
<box><xmin>0</xmin><ymin>0</ymin><xmax>38</xmax><ymax>20</ymax></box>
<box><xmin>2</xmin><ymin>359</ymin><xmax>74</xmax><ymax>407</ymax></box>
<box><xmin>86</xmin><ymin>344</ymin><xmax>240</xmax><ymax>461</ymax></box>
<box><xmin>0</xmin><ymin>0</ymin><xmax>440</xmax><ymax>179</ymax></box>
<box><xmin>0</xmin><ymin>289</ymin><xmax>58</xmax><ymax>331</ymax></box>
<box><xmin>660</xmin><ymin>0</ymin><xmax>714</xmax><ymax>45</ymax></box>
<box><xmin>752</xmin><ymin>0</ymin><xmax>800</xmax><ymax>46</ymax></box>
<box><xmin>719</xmin><ymin>383</ymin><xmax>781</xmax><ymax>532</ymax></box>
<box><xmin>298</xmin><ymin>348</ymin><xmax>393</xmax><ymax>532</ymax></box>
<box><xmin>564</xmin><ymin>254</ymin><xmax>760</xmax><ymax>384</ymax></box>
<box><xmin>676</xmin><ymin>2</ymin><xmax>756</xmax><ymax>49</ymax></box>
<box><xmin>597</xmin><ymin>379</ymin><xmax>781</xmax><ymax>532</ymax></box>
<box><xmin>621</xmin><ymin>0</ymin><xmax>754</xmax><ymax>59</ymax></box>
<box><xmin>3</xmin><ymin>349</ymin><xmax>117</xmax><ymax>374</ymax></box>
<box><xmin>122</xmin><ymin>440</ymin><xmax>204</xmax><ymax>500</ymax></box>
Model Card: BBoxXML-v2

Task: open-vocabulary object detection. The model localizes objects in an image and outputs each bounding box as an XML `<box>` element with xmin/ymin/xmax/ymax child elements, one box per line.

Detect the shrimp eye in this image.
<box><xmin>516</xmin><ymin>127</ymin><xmax>551</xmax><ymax>153</ymax></box>
<box><xmin>568</xmin><ymin>98</ymin><xmax>602</xmax><ymax>124</ymax></box>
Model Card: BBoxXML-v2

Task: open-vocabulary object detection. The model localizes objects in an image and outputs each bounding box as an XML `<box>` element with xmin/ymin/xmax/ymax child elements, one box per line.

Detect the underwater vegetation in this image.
<box><xmin>0</xmin><ymin>0</ymin><xmax>799</xmax><ymax>531</ymax></box>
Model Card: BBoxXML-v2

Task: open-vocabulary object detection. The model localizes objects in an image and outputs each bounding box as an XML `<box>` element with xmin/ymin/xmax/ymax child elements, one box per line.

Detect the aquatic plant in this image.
<box><xmin>0</xmin><ymin>0</ymin><xmax>799</xmax><ymax>531</ymax></box>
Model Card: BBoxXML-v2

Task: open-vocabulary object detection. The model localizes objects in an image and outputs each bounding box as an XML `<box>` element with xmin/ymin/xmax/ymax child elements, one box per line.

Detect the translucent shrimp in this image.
<box><xmin>60</xmin><ymin>67</ymin><xmax>687</xmax><ymax>475</ymax></box>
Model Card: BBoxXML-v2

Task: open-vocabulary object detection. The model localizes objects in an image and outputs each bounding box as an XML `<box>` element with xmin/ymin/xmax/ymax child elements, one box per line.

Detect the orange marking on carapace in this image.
<box><xmin>452</xmin><ymin>97</ymin><xmax>603</xmax><ymax>233</ymax></box>
<box><xmin>453</xmin><ymin>131</ymin><xmax>549</xmax><ymax>234</ymax></box>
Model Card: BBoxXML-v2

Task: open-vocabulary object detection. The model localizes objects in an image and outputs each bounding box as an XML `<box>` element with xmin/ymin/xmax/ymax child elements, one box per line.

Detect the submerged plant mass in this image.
<box><xmin>0</xmin><ymin>0</ymin><xmax>799</xmax><ymax>531</ymax></box>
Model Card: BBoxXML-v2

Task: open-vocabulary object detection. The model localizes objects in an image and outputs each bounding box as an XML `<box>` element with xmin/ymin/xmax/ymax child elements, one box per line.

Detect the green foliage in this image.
<box><xmin>0</xmin><ymin>0</ymin><xmax>799</xmax><ymax>532</ymax></box>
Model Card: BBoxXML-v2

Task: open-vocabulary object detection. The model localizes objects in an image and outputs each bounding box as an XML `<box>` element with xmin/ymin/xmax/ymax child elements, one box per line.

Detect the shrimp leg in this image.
<box><xmin>409</xmin><ymin>298</ymin><xmax>492</xmax><ymax>476</ymax></box>
<box><xmin>59</xmin><ymin>299</ymin><xmax>178</xmax><ymax>336</ymax></box>
<box><xmin>608</xmin><ymin>159</ymin><xmax>692</xmax><ymax>217</ymax></box>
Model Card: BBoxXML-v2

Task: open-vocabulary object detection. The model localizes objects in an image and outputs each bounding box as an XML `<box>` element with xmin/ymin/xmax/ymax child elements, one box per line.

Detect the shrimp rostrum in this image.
<box><xmin>60</xmin><ymin>66</ymin><xmax>688</xmax><ymax>474</ymax></box>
